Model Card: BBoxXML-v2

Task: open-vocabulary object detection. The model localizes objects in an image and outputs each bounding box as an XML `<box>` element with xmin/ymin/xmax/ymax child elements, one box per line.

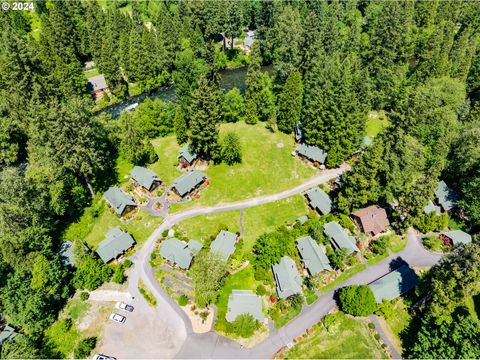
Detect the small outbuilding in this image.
<box><xmin>434</xmin><ymin>180</ymin><xmax>458</xmax><ymax>212</ymax></box>
<box><xmin>130</xmin><ymin>166</ymin><xmax>161</xmax><ymax>192</ymax></box>
<box><xmin>272</xmin><ymin>256</ymin><xmax>303</xmax><ymax>299</ymax></box>
<box><xmin>171</xmin><ymin>171</ymin><xmax>207</xmax><ymax>197</ymax></box>
<box><xmin>368</xmin><ymin>265</ymin><xmax>419</xmax><ymax>303</ymax></box>
<box><xmin>351</xmin><ymin>205</ymin><xmax>389</xmax><ymax>236</ymax></box>
<box><xmin>323</xmin><ymin>221</ymin><xmax>359</xmax><ymax>255</ymax></box>
<box><xmin>104</xmin><ymin>186</ymin><xmax>137</xmax><ymax>216</ymax></box>
<box><xmin>305</xmin><ymin>187</ymin><xmax>332</xmax><ymax>215</ymax></box>
<box><xmin>423</xmin><ymin>200</ymin><xmax>441</xmax><ymax>215</ymax></box>
<box><xmin>297</xmin><ymin>215</ymin><xmax>308</xmax><ymax>225</ymax></box>
<box><xmin>178</xmin><ymin>144</ymin><xmax>198</xmax><ymax>166</ymax></box>
<box><xmin>160</xmin><ymin>238</ymin><xmax>201</xmax><ymax>269</ymax></box>
<box><xmin>226</xmin><ymin>290</ymin><xmax>264</xmax><ymax>323</ymax></box>
<box><xmin>296</xmin><ymin>236</ymin><xmax>332</xmax><ymax>276</ymax></box>
<box><xmin>58</xmin><ymin>240</ymin><xmax>76</xmax><ymax>268</ymax></box>
<box><xmin>244</xmin><ymin>30</ymin><xmax>255</xmax><ymax>49</ymax></box>
<box><xmin>96</xmin><ymin>227</ymin><xmax>135</xmax><ymax>263</ymax></box>
<box><xmin>294</xmin><ymin>123</ymin><xmax>304</xmax><ymax>143</ymax></box>
<box><xmin>439</xmin><ymin>230</ymin><xmax>472</xmax><ymax>247</ymax></box>
<box><xmin>0</xmin><ymin>324</ymin><xmax>19</xmax><ymax>345</ymax></box>
<box><xmin>210</xmin><ymin>230</ymin><xmax>237</xmax><ymax>263</ymax></box>
<box><xmin>295</xmin><ymin>143</ymin><xmax>327</xmax><ymax>164</ymax></box>
<box><xmin>87</xmin><ymin>74</ymin><xmax>109</xmax><ymax>99</ymax></box>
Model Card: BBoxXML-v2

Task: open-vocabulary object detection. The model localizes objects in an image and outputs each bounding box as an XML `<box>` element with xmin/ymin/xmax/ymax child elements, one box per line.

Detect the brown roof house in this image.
<box><xmin>351</xmin><ymin>205</ymin><xmax>389</xmax><ymax>236</ymax></box>
<box><xmin>87</xmin><ymin>74</ymin><xmax>110</xmax><ymax>99</ymax></box>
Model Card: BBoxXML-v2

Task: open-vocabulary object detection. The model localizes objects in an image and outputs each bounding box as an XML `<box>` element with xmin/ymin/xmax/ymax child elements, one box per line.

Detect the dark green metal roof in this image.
<box><xmin>104</xmin><ymin>187</ymin><xmax>136</xmax><ymax>215</ymax></box>
<box><xmin>305</xmin><ymin>187</ymin><xmax>332</xmax><ymax>215</ymax></box>
<box><xmin>272</xmin><ymin>256</ymin><xmax>303</xmax><ymax>299</ymax></box>
<box><xmin>441</xmin><ymin>230</ymin><xmax>472</xmax><ymax>246</ymax></box>
<box><xmin>296</xmin><ymin>143</ymin><xmax>327</xmax><ymax>164</ymax></box>
<box><xmin>323</xmin><ymin>221</ymin><xmax>359</xmax><ymax>255</ymax></box>
<box><xmin>96</xmin><ymin>227</ymin><xmax>135</xmax><ymax>263</ymax></box>
<box><xmin>210</xmin><ymin>230</ymin><xmax>237</xmax><ymax>263</ymax></box>
<box><xmin>226</xmin><ymin>290</ymin><xmax>264</xmax><ymax>322</ymax></box>
<box><xmin>130</xmin><ymin>166</ymin><xmax>160</xmax><ymax>190</ymax></box>
<box><xmin>369</xmin><ymin>265</ymin><xmax>419</xmax><ymax>303</ymax></box>
<box><xmin>171</xmin><ymin>171</ymin><xmax>206</xmax><ymax>197</ymax></box>
<box><xmin>160</xmin><ymin>238</ymin><xmax>194</xmax><ymax>269</ymax></box>
<box><xmin>178</xmin><ymin>144</ymin><xmax>198</xmax><ymax>164</ymax></box>
<box><xmin>435</xmin><ymin>181</ymin><xmax>458</xmax><ymax>211</ymax></box>
<box><xmin>296</xmin><ymin>236</ymin><xmax>332</xmax><ymax>275</ymax></box>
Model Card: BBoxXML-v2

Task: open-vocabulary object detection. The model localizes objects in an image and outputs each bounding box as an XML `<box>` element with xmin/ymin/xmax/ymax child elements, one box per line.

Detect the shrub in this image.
<box><xmin>338</xmin><ymin>285</ymin><xmax>377</xmax><ymax>316</ymax></box>
<box><xmin>374</xmin><ymin>334</ymin><xmax>381</xmax><ymax>341</ymax></box>
<box><xmin>80</xmin><ymin>292</ymin><xmax>89</xmax><ymax>301</ymax></box>
<box><xmin>368</xmin><ymin>322</ymin><xmax>375</xmax><ymax>330</ymax></box>
<box><xmin>162</xmin><ymin>230</ymin><xmax>169</xmax><ymax>237</ymax></box>
<box><xmin>328</xmin><ymin>248</ymin><xmax>348</xmax><ymax>270</ymax></box>
<box><xmin>256</xmin><ymin>284</ymin><xmax>267</xmax><ymax>296</ymax></box>
<box><xmin>221</xmin><ymin>132</ymin><xmax>242</xmax><ymax>165</ymax></box>
<box><xmin>112</xmin><ymin>264</ymin><xmax>125</xmax><ymax>284</ymax></box>
<box><xmin>178</xmin><ymin>294</ymin><xmax>189</xmax><ymax>306</ymax></box>
<box><xmin>375</xmin><ymin>299</ymin><xmax>395</xmax><ymax>319</ymax></box>
<box><xmin>73</xmin><ymin>255</ymin><xmax>113</xmax><ymax>291</ymax></box>
<box><xmin>123</xmin><ymin>259</ymin><xmax>133</xmax><ymax>268</ymax></box>
<box><xmin>370</xmin><ymin>236</ymin><xmax>390</xmax><ymax>255</ymax></box>
<box><xmin>73</xmin><ymin>337</ymin><xmax>97</xmax><ymax>359</ymax></box>
<box><xmin>229</xmin><ymin>314</ymin><xmax>259</xmax><ymax>338</ymax></box>
<box><xmin>288</xmin><ymin>293</ymin><xmax>304</xmax><ymax>311</ymax></box>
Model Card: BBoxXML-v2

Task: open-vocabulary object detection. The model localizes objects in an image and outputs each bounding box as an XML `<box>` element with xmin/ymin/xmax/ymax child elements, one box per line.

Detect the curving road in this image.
<box><xmin>117</xmin><ymin>167</ymin><xmax>441</xmax><ymax>359</ymax></box>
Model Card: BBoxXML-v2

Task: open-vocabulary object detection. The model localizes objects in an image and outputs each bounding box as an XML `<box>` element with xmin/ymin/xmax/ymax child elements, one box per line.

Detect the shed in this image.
<box><xmin>424</xmin><ymin>200</ymin><xmax>441</xmax><ymax>215</ymax></box>
<box><xmin>226</xmin><ymin>290</ymin><xmax>264</xmax><ymax>323</ymax></box>
<box><xmin>130</xmin><ymin>166</ymin><xmax>161</xmax><ymax>191</ymax></box>
<box><xmin>440</xmin><ymin>230</ymin><xmax>472</xmax><ymax>246</ymax></box>
<box><xmin>435</xmin><ymin>180</ymin><xmax>458</xmax><ymax>212</ymax></box>
<box><xmin>104</xmin><ymin>187</ymin><xmax>136</xmax><ymax>216</ymax></box>
<box><xmin>171</xmin><ymin>171</ymin><xmax>207</xmax><ymax>197</ymax></box>
<box><xmin>351</xmin><ymin>205</ymin><xmax>389</xmax><ymax>236</ymax></box>
<box><xmin>295</xmin><ymin>143</ymin><xmax>327</xmax><ymax>164</ymax></box>
<box><xmin>0</xmin><ymin>324</ymin><xmax>19</xmax><ymax>345</ymax></box>
<box><xmin>96</xmin><ymin>227</ymin><xmax>135</xmax><ymax>263</ymax></box>
<box><xmin>178</xmin><ymin>144</ymin><xmax>198</xmax><ymax>165</ymax></box>
<box><xmin>272</xmin><ymin>256</ymin><xmax>303</xmax><ymax>299</ymax></box>
<box><xmin>294</xmin><ymin>123</ymin><xmax>304</xmax><ymax>142</ymax></box>
<box><xmin>160</xmin><ymin>238</ymin><xmax>195</xmax><ymax>269</ymax></box>
<box><xmin>305</xmin><ymin>187</ymin><xmax>332</xmax><ymax>215</ymax></box>
<box><xmin>296</xmin><ymin>236</ymin><xmax>332</xmax><ymax>275</ymax></box>
<box><xmin>368</xmin><ymin>265</ymin><xmax>419</xmax><ymax>303</ymax></box>
<box><xmin>58</xmin><ymin>240</ymin><xmax>76</xmax><ymax>267</ymax></box>
<box><xmin>323</xmin><ymin>221</ymin><xmax>359</xmax><ymax>255</ymax></box>
<box><xmin>210</xmin><ymin>230</ymin><xmax>237</xmax><ymax>263</ymax></box>
<box><xmin>297</xmin><ymin>215</ymin><xmax>308</xmax><ymax>225</ymax></box>
<box><xmin>244</xmin><ymin>30</ymin><xmax>255</xmax><ymax>48</ymax></box>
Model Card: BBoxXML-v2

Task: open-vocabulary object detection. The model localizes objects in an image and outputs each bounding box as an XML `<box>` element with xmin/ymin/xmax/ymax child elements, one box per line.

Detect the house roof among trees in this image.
<box><xmin>305</xmin><ymin>187</ymin><xmax>332</xmax><ymax>215</ymax></box>
<box><xmin>244</xmin><ymin>31</ymin><xmax>255</xmax><ymax>48</ymax></box>
<box><xmin>96</xmin><ymin>227</ymin><xmax>135</xmax><ymax>263</ymax></box>
<box><xmin>368</xmin><ymin>265</ymin><xmax>419</xmax><ymax>303</ymax></box>
<box><xmin>435</xmin><ymin>180</ymin><xmax>458</xmax><ymax>211</ymax></box>
<box><xmin>297</xmin><ymin>215</ymin><xmax>308</xmax><ymax>224</ymax></box>
<box><xmin>130</xmin><ymin>166</ymin><xmax>160</xmax><ymax>190</ymax></box>
<box><xmin>171</xmin><ymin>171</ymin><xmax>206</xmax><ymax>197</ymax></box>
<box><xmin>296</xmin><ymin>236</ymin><xmax>332</xmax><ymax>275</ymax></box>
<box><xmin>178</xmin><ymin>144</ymin><xmax>198</xmax><ymax>164</ymax></box>
<box><xmin>323</xmin><ymin>221</ymin><xmax>359</xmax><ymax>255</ymax></box>
<box><xmin>187</xmin><ymin>239</ymin><xmax>203</xmax><ymax>255</ymax></box>
<box><xmin>58</xmin><ymin>240</ymin><xmax>75</xmax><ymax>267</ymax></box>
<box><xmin>160</xmin><ymin>238</ymin><xmax>195</xmax><ymax>269</ymax></box>
<box><xmin>0</xmin><ymin>324</ymin><xmax>19</xmax><ymax>345</ymax></box>
<box><xmin>441</xmin><ymin>230</ymin><xmax>472</xmax><ymax>246</ymax></box>
<box><xmin>295</xmin><ymin>143</ymin><xmax>327</xmax><ymax>164</ymax></box>
<box><xmin>104</xmin><ymin>186</ymin><xmax>136</xmax><ymax>215</ymax></box>
<box><xmin>272</xmin><ymin>256</ymin><xmax>303</xmax><ymax>299</ymax></box>
<box><xmin>226</xmin><ymin>290</ymin><xmax>264</xmax><ymax>322</ymax></box>
<box><xmin>210</xmin><ymin>230</ymin><xmax>237</xmax><ymax>262</ymax></box>
<box><xmin>87</xmin><ymin>74</ymin><xmax>108</xmax><ymax>92</ymax></box>
<box><xmin>351</xmin><ymin>205</ymin><xmax>389</xmax><ymax>235</ymax></box>
<box><xmin>424</xmin><ymin>200</ymin><xmax>441</xmax><ymax>215</ymax></box>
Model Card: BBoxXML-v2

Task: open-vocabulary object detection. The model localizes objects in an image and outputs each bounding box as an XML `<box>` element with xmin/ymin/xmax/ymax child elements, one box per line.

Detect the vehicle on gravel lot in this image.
<box><xmin>115</xmin><ymin>302</ymin><xmax>134</xmax><ymax>312</ymax></box>
<box><xmin>92</xmin><ymin>354</ymin><xmax>116</xmax><ymax>360</ymax></box>
<box><xmin>109</xmin><ymin>313</ymin><xmax>126</xmax><ymax>323</ymax></box>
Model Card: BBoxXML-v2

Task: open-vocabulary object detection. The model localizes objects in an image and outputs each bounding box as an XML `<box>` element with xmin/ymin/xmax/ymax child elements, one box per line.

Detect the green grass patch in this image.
<box><xmin>68</xmin><ymin>299</ymin><xmax>92</xmax><ymax>321</ymax></box>
<box><xmin>384</xmin><ymin>298</ymin><xmax>412</xmax><ymax>353</ymax></box>
<box><xmin>84</xmin><ymin>68</ymin><xmax>101</xmax><ymax>80</ymax></box>
<box><xmin>387</xmin><ymin>234</ymin><xmax>408</xmax><ymax>253</ymax></box>
<box><xmin>366</xmin><ymin>252</ymin><xmax>389</xmax><ymax>266</ymax></box>
<box><xmin>272</xmin><ymin>305</ymin><xmax>302</xmax><ymax>329</ymax></box>
<box><xmin>422</xmin><ymin>234</ymin><xmax>448</xmax><ymax>253</ymax></box>
<box><xmin>305</xmin><ymin>288</ymin><xmax>318</xmax><ymax>305</ymax></box>
<box><xmin>177</xmin><ymin>211</ymin><xmax>241</xmax><ymax>242</ymax></box>
<box><xmin>283</xmin><ymin>312</ymin><xmax>387</xmax><ymax>359</ymax></box>
<box><xmin>366</xmin><ymin>111</ymin><xmax>389</xmax><ymax>137</ymax></box>
<box><xmin>465</xmin><ymin>295</ymin><xmax>480</xmax><ymax>321</ymax></box>
<box><xmin>138</xmin><ymin>279</ymin><xmax>157</xmax><ymax>307</ymax></box>
<box><xmin>319</xmin><ymin>264</ymin><xmax>367</xmax><ymax>294</ymax></box>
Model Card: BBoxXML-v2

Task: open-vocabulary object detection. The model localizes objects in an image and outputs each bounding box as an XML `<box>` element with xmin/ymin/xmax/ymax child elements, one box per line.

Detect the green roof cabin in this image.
<box><xmin>104</xmin><ymin>186</ymin><xmax>137</xmax><ymax>216</ymax></box>
<box><xmin>210</xmin><ymin>230</ymin><xmax>237</xmax><ymax>263</ymax></box>
<box><xmin>305</xmin><ymin>187</ymin><xmax>332</xmax><ymax>215</ymax></box>
<box><xmin>130</xmin><ymin>166</ymin><xmax>161</xmax><ymax>191</ymax></box>
<box><xmin>58</xmin><ymin>240</ymin><xmax>76</xmax><ymax>268</ymax></box>
<box><xmin>297</xmin><ymin>215</ymin><xmax>308</xmax><ymax>225</ymax></box>
<box><xmin>295</xmin><ymin>143</ymin><xmax>327</xmax><ymax>164</ymax></box>
<box><xmin>96</xmin><ymin>227</ymin><xmax>135</xmax><ymax>263</ymax></box>
<box><xmin>440</xmin><ymin>230</ymin><xmax>472</xmax><ymax>246</ymax></box>
<box><xmin>272</xmin><ymin>256</ymin><xmax>303</xmax><ymax>299</ymax></box>
<box><xmin>160</xmin><ymin>238</ymin><xmax>202</xmax><ymax>269</ymax></box>
<box><xmin>178</xmin><ymin>144</ymin><xmax>198</xmax><ymax>166</ymax></box>
<box><xmin>0</xmin><ymin>324</ymin><xmax>19</xmax><ymax>345</ymax></box>
<box><xmin>296</xmin><ymin>236</ymin><xmax>332</xmax><ymax>275</ymax></box>
<box><xmin>368</xmin><ymin>265</ymin><xmax>419</xmax><ymax>303</ymax></box>
<box><xmin>323</xmin><ymin>221</ymin><xmax>359</xmax><ymax>255</ymax></box>
<box><xmin>434</xmin><ymin>180</ymin><xmax>458</xmax><ymax>212</ymax></box>
<box><xmin>423</xmin><ymin>200</ymin><xmax>441</xmax><ymax>215</ymax></box>
<box><xmin>226</xmin><ymin>290</ymin><xmax>265</xmax><ymax>323</ymax></box>
<box><xmin>171</xmin><ymin>171</ymin><xmax>207</xmax><ymax>197</ymax></box>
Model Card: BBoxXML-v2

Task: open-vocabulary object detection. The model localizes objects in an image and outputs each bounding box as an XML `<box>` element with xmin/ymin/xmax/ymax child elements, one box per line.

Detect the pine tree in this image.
<box><xmin>174</xmin><ymin>107</ymin><xmax>188</xmax><ymax>145</ymax></box>
<box><xmin>221</xmin><ymin>132</ymin><xmax>242</xmax><ymax>165</ymax></box>
<box><xmin>224</xmin><ymin>0</ymin><xmax>243</xmax><ymax>50</ymax></box>
<box><xmin>188</xmin><ymin>76</ymin><xmax>221</xmax><ymax>159</ymax></box>
<box><xmin>222</xmin><ymin>88</ymin><xmax>244</xmax><ymax>123</ymax></box>
<box><xmin>244</xmin><ymin>43</ymin><xmax>263</xmax><ymax>124</ymax></box>
<box><xmin>277</xmin><ymin>70</ymin><xmax>303</xmax><ymax>133</ymax></box>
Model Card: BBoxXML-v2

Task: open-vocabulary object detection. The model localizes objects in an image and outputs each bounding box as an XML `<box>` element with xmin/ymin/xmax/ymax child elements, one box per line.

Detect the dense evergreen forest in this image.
<box><xmin>0</xmin><ymin>0</ymin><xmax>479</xmax><ymax>357</ymax></box>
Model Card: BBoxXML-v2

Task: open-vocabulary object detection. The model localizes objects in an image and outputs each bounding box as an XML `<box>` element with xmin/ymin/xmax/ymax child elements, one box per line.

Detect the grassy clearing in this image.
<box><xmin>318</xmin><ymin>264</ymin><xmax>367</xmax><ymax>294</ymax></box>
<box><xmin>366</xmin><ymin>111</ymin><xmax>389</xmax><ymax>137</ymax></box>
<box><xmin>68</xmin><ymin>299</ymin><xmax>92</xmax><ymax>321</ymax></box>
<box><xmin>388</xmin><ymin>234</ymin><xmax>408</xmax><ymax>253</ymax></box>
<box><xmin>177</xmin><ymin>211</ymin><xmax>241</xmax><ymax>242</ymax></box>
<box><xmin>384</xmin><ymin>298</ymin><xmax>412</xmax><ymax>353</ymax></box>
<box><xmin>138</xmin><ymin>280</ymin><xmax>157</xmax><ymax>307</ymax></box>
<box><xmin>149</xmin><ymin>136</ymin><xmax>185</xmax><ymax>184</ymax></box>
<box><xmin>283</xmin><ymin>312</ymin><xmax>387</xmax><ymax>359</ymax></box>
<box><xmin>465</xmin><ymin>295</ymin><xmax>480</xmax><ymax>320</ymax></box>
<box><xmin>45</xmin><ymin>319</ymin><xmax>80</xmax><ymax>358</ymax></box>
<box><xmin>272</xmin><ymin>306</ymin><xmax>302</xmax><ymax>329</ymax></box>
<box><xmin>84</xmin><ymin>68</ymin><xmax>101</xmax><ymax>80</ymax></box>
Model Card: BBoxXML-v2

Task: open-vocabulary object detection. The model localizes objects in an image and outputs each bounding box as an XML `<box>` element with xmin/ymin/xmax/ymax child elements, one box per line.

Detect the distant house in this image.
<box><xmin>272</xmin><ymin>256</ymin><xmax>303</xmax><ymax>299</ymax></box>
<box><xmin>305</xmin><ymin>187</ymin><xmax>332</xmax><ymax>215</ymax></box>
<box><xmin>294</xmin><ymin>123</ymin><xmax>304</xmax><ymax>143</ymax></box>
<box><xmin>160</xmin><ymin>238</ymin><xmax>202</xmax><ymax>269</ymax></box>
<box><xmin>296</xmin><ymin>236</ymin><xmax>332</xmax><ymax>276</ymax></box>
<box><xmin>130</xmin><ymin>166</ymin><xmax>161</xmax><ymax>192</ymax></box>
<box><xmin>96</xmin><ymin>227</ymin><xmax>135</xmax><ymax>263</ymax></box>
<box><xmin>295</xmin><ymin>143</ymin><xmax>327</xmax><ymax>164</ymax></box>
<box><xmin>178</xmin><ymin>144</ymin><xmax>198</xmax><ymax>167</ymax></box>
<box><xmin>226</xmin><ymin>290</ymin><xmax>264</xmax><ymax>323</ymax></box>
<box><xmin>104</xmin><ymin>187</ymin><xmax>137</xmax><ymax>216</ymax></box>
<box><xmin>323</xmin><ymin>221</ymin><xmax>359</xmax><ymax>255</ymax></box>
<box><xmin>0</xmin><ymin>324</ymin><xmax>19</xmax><ymax>345</ymax></box>
<box><xmin>210</xmin><ymin>230</ymin><xmax>237</xmax><ymax>263</ymax></box>
<box><xmin>87</xmin><ymin>74</ymin><xmax>109</xmax><ymax>99</ymax></box>
<box><xmin>423</xmin><ymin>200</ymin><xmax>441</xmax><ymax>216</ymax></box>
<box><xmin>244</xmin><ymin>30</ymin><xmax>255</xmax><ymax>49</ymax></box>
<box><xmin>171</xmin><ymin>171</ymin><xmax>207</xmax><ymax>198</ymax></box>
<box><xmin>362</xmin><ymin>135</ymin><xmax>373</xmax><ymax>148</ymax></box>
<box><xmin>297</xmin><ymin>215</ymin><xmax>308</xmax><ymax>225</ymax></box>
<box><xmin>434</xmin><ymin>180</ymin><xmax>458</xmax><ymax>212</ymax></box>
<box><xmin>58</xmin><ymin>240</ymin><xmax>76</xmax><ymax>268</ymax></box>
<box><xmin>351</xmin><ymin>205</ymin><xmax>389</xmax><ymax>236</ymax></box>
<box><xmin>439</xmin><ymin>230</ymin><xmax>472</xmax><ymax>247</ymax></box>
<box><xmin>368</xmin><ymin>265</ymin><xmax>419</xmax><ymax>303</ymax></box>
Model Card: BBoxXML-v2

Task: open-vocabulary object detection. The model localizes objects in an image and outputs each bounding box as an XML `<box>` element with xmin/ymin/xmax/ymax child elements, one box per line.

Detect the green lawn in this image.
<box><xmin>387</xmin><ymin>234</ymin><xmax>408</xmax><ymax>253</ymax></box>
<box><xmin>68</xmin><ymin>299</ymin><xmax>92</xmax><ymax>321</ymax></box>
<box><xmin>176</xmin><ymin>211</ymin><xmax>241</xmax><ymax>242</ymax></box>
<box><xmin>84</xmin><ymin>68</ymin><xmax>101</xmax><ymax>80</ymax></box>
<box><xmin>318</xmin><ymin>264</ymin><xmax>367</xmax><ymax>294</ymax></box>
<box><xmin>366</xmin><ymin>111</ymin><xmax>390</xmax><ymax>137</ymax></box>
<box><xmin>272</xmin><ymin>306</ymin><xmax>302</xmax><ymax>329</ymax></box>
<box><xmin>157</xmin><ymin>122</ymin><xmax>316</xmax><ymax>211</ymax></box>
<box><xmin>465</xmin><ymin>295</ymin><xmax>480</xmax><ymax>320</ymax></box>
<box><xmin>384</xmin><ymin>298</ymin><xmax>412</xmax><ymax>353</ymax></box>
<box><xmin>283</xmin><ymin>312</ymin><xmax>387</xmax><ymax>359</ymax></box>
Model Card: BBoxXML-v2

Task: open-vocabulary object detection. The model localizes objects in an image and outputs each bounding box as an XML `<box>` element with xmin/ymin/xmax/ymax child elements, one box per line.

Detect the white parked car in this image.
<box><xmin>92</xmin><ymin>355</ymin><xmax>116</xmax><ymax>360</ymax></box>
<box><xmin>115</xmin><ymin>302</ymin><xmax>134</xmax><ymax>312</ymax></box>
<box><xmin>109</xmin><ymin>313</ymin><xmax>126</xmax><ymax>323</ymax></box>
